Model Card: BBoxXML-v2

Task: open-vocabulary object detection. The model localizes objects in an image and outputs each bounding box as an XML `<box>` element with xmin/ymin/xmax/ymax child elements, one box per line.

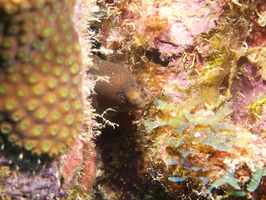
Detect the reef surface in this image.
<box><xmin>87</xmin><ymin>0</ymin><xmax>266</xmax><ymax>199</ymax></box>
<box><xmin>0</xmin><ymin>0</ymin><xmax>266</xmax><ymax>199</ymax></box>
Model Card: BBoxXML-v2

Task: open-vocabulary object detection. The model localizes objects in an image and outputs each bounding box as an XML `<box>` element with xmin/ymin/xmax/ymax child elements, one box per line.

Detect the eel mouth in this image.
<box><xmin>134</xmin><ymin>100</ymin><xmax>146</xmax><ymax>110</ymax></box>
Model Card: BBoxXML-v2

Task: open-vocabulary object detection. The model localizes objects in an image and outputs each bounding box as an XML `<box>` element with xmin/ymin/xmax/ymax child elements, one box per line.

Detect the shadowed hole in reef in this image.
<box><xmin>93</xmin><ymin>112</ymin><xmax>175</xmax><ymax>200</ymax></box>
<box><xmin>0</xmin><ymin>136</ymin><xmax>52</xmax><ymax>173</ymax></box>
<box><xmin>145</xmin><ymin>48</ymin><xmax>169</xmax><ymax>66</ymax></box>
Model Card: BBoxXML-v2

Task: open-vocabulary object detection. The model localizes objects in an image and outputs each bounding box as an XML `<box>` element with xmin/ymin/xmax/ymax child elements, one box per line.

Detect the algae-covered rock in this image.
<box><xmin>86</xmin><ymin>0</ymin><xmax>266</xmax><ymax>199</ymax></box>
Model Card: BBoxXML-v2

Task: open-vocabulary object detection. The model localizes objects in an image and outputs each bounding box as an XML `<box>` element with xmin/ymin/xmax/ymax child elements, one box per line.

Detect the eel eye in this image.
<box><xmin>118</xmin><ymin>93</ymin><xmax>126</xmax><ymax>104</ymax></box>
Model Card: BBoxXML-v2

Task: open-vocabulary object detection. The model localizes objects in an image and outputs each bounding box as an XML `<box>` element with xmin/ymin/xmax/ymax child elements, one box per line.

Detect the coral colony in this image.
<box><xmin>0</xmin><ymin>0</ymin><xmax>93</xmax><ymax>198</ymax></box>
<box><xmin>0</xmin><ymin>0</ymin><xmax>83</xmax><ymax>156</ymax></box>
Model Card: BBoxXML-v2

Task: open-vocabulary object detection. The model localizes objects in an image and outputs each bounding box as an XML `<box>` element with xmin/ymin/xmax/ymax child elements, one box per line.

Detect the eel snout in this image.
<box><xmin>123</xmin><ymin>83</ymin><xmax>146</xmax><ymax>110</ymax></box>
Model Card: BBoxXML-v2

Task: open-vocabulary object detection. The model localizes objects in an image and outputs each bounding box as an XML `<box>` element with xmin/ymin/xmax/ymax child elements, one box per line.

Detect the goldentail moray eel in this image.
<box><xmin>89</xmin><ymin>55</ymin><xmax>146</xmax><ymax>112</ymax></box>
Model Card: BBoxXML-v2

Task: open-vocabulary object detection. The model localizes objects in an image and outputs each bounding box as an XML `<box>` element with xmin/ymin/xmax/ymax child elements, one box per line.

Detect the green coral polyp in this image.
<box><xmin>74</xmin><ymin>42</ymin><xmax>81</xmax><ymax>51</ymax></box>
<box><xmin>53</xmin><ymin>112</ymin><xmax>60</xmax><ymax>120</ymax></box>
<box><xmin>27</xmin><ymin>102</ymin><xmax>37</xmax><ymax>111</ymax></box>
<box><xmin>34</xmin><ymin>23</ymin><xmax>41</xmax><ymax>31</ymax></box>
<box><xmin>8</xmin><ymin>136</ymin><xmax>16</xmax><ymax>143</ymax></box>
<box><xmin>5</xmin><ymin>101</ymin><xmax>15</xmax><ymax>110</ymax></box>
<box><xmin>48</xmin><ymin>15</ymin><xmax>55</xmax><ymax>22</ymax></box>
<box><xmin>72</xmin><ymin>130</ymin><xmax>78</xmax><ymax>137</ymax></box>
<box><xmin>0</xmin><ymin>123</ymin><xmax>11</xmax><ymax>134</ymax></box>
<box><xmin>10</xmin><ymin>75</ymin><xmax>18</xmax><ymax>82</ymax></box>
<box><xmin>74</xmin><ymin>101</ymin><xmax>81</xmax><ymax>109</ymax></box>
<box><xmin>22</xmin><ymin>67</ymin><xmax>30</xmax><ymax>75</ymax></box>
<box><xmin>61</xmin><ymin>74</ymin><xmax>69</xmax><ymax>82</ymax></box>
<box><xmin>49</xmin><ymin>96</ymin><xmax>56</xmax><ymax>104</ymax></box>
<box><xmin>44</xmin><ymin>51</ymin><xmax>53</xmax><ymax>60</ymax></box>
<box><xmin>62</xmin><ymin>130</ymin><xmax>69</xmax><ymax>137</ymax></box>
<box><xmin>66</xmin><ymin>57</ymin><xmax>74</xmax><ymax>65</ymax></box>
<box><xmin>50</xmin><ymin>128</ymin><xmax>58</xmax><ymax>136</ymax></box>
<box><xmin>17</xmin><ymin>89</ymin><xmax>25</xmax><ymax>96</ymax></box>
<box><xmin>25</xmin><ymin>143</ymin><xmax>33</xmax><ymax>150</ymax></box>
<box><xmin>60</xmin><ymin>147</ymin><xmax>66</xmax><ymax>153</ymax></box>
<box><xmin>21</xmin><ymin>122</ymin><xmax>29</xmax><ymax>130</ymax></box>
<box><xmin>1</xmin><ymin>52</ymin><xmax>11</xmax><ymax>61</ymax></box>
<box><xmin>2</xmin><ymin>40</ymin><xmax>12</xmax><ymax>48</ymax></box>
<box><xmin>0</xmin><ymin>86</ymin><xmax>7</xmax><ymax>94</ymax></box>
<box><xmin>70</xmin><ymin>91</ymin><xmax>77</xmax><ymax>98</ymax></box>
<box><xmin>21</xmin><ymin>24</ymin><xmax>31</xmax><ymax>33</ymax></box>
<box><xmin>40</xmin><ymin>44</ymin><xmax>47</xmax><ymax>51</ymax></box>
<box><xmin>70</xmin><ymin>64</ymin><xmax>79</xmax><ymax>74</ymax></box>
<box><xmin>66</xmin><ymin>117</ymin><xmax>74</xmax><ymax>125</ymax></box>
<box><xmin>72</xmin><ymin>77</ymin><xmax>79</xmax><ymax>84</ymax></box>
<box><xmin>54</xmin><ymin>68</ymin><xmax>62</xmax><ymax>76</ymax></box>
<box><xmin>29</xmin><ymin>76</ymin><xmax>37</xmax><ymax>83</ymax></box>
<box><xmin>43</xmin><ymin>144</ymin><xmax>51</xmax><ymax>152</ymax></box>
<box><xmin>23</xmin><ymin>55</ymin><xmax>31</xmax><ymax>63</ymax></box>
<box><xmin>75</xmin><ymin>125</ymin><xmax>82</xmax><ymax>132</ymax></box>
<box><xmin>52</xmin><ymin>34</ymin><xmax>59</xmax><ymax>43</ymax></box>
<box><xmin>18</xmin><ymin>34</ymin><xmax>29</xmax><ymax>44</ymax></box>
<box><xmin>56</xmin><ymin>57</ymin><xmax>63</xmax><ymax>64</ymax></box>
<box><xmin>61</xmin><ymin>23</ymin><xmax>68</xmax><ymax>30</ymax></box>
<box><xmin>33</xmin><ymin>57</ymin><xmax>41</xmax><ymax>64</ymax></box>
<box><xmin>63</xmin><ymin>104</ymin><xmax>70</xmax><ymax>111</ymax></box>
<box><xmin>7</xmin><ymin>26</ymin><xmax>18</xmax><ymax>35</ymax></box>
<box><xmin>34</xmin><ymin>127</ymin><xmax>42</xmax><ymax>136</ymax></box>
<box><xmin>48</xmin><ymin>79</ymin><xmax>56</xmax><ymax>88</ymax></box>
<box><xmin>56</xmin><ymin>45</ymin><xmax>64</xmax><ymax>53</ymax></box>
<box><xmin>61</xmin><ymin>90</ymin><xmax>68</xmax><ymax>98</ymax></box>
<box><xmin>17</xmin><ymin>50</ymin><xmax>27</xmax><ymax>59</ymax></box>
<box><xmin>38</xmin><ymin>111</ymin><xmax>47</xmax><ymax>119</ymax></box>
<box><xmin>12</xmin><ymin>114</ymin><xmax>21</xmax><ymax>122</ymax></box>
<box><xmin>59</xmin><ymin>13</ymin><xmax>65</xmax><ymax>20</ymax></box>
<box><xmin>33</xmin><ymin>87</ymin><xmax>42</xmax><ymax>95</ymax></box>
<box><xmin>65</xmin><ymin>33</ymin><xmax>71</xmax><ymax>41</ymax></box>
<box><xmin>41</xmin><ymin>27</ymin><xmax>53</xmax><ymax>38</ymax></box>
<box><xmin>8</xmin><ymin>66</ymin><xmax>16</xmax><ymax>73</ymax></box>
<box><xmin>66</xmin><ymin>46</ymin><xmax>72</xmax><ymax>53</ymax></box>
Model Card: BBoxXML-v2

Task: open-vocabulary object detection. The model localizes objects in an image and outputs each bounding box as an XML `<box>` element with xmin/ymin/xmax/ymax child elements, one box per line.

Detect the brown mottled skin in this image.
<box><xmin>89</xmin><ymin>55</ymin><xmax>146</xmax><ymax>111</ymax></box>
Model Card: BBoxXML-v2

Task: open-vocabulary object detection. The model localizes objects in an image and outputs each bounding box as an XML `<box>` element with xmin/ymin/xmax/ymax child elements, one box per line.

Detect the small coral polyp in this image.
<box><xmin>0</xmin><ymin>0</ymin><xmax>83</xmax><ymax>156</ymax></box>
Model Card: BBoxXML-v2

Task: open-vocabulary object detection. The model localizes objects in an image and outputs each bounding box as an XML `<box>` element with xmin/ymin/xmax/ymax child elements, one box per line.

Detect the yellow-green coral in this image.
<box><xmin>0</xmin><ymin>0</ymin><xmax>83</xmax><ymax>156</ymax></box>
<box><xmin>200</xmin><ymin>35</ymin><xmax>236</xmax><ymax>110</ymax></box>
<box><xmin>250</xmin><ymin>96</ymin><xmax>266</xmax><ymax>121</ymax></box>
